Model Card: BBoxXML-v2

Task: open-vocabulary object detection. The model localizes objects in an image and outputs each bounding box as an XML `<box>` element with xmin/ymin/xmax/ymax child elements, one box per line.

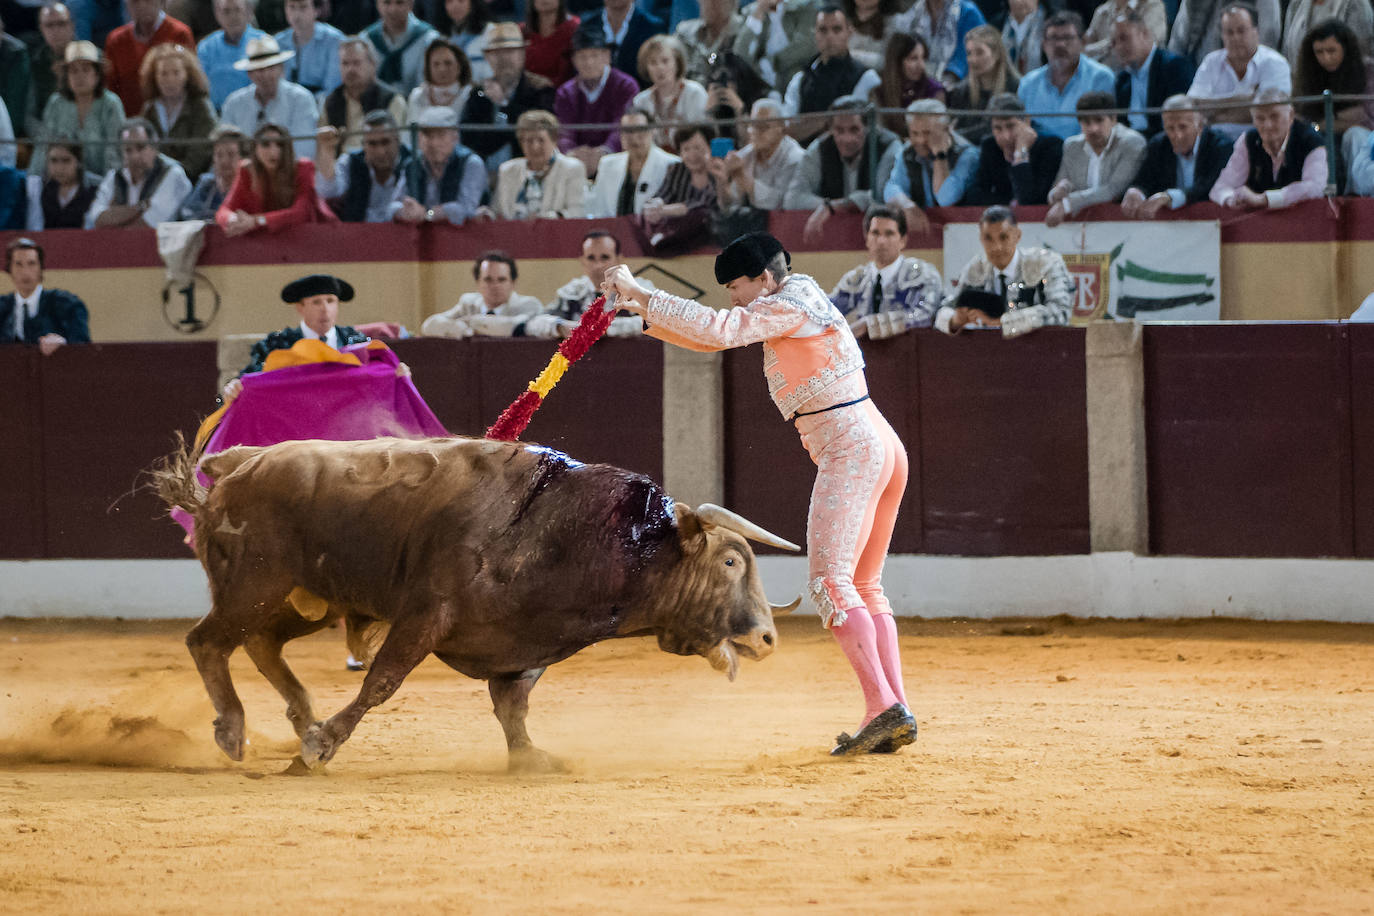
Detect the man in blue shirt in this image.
<box><xmin>883</xmin><ymin>98</ymin><xmax>981</xmax><ymax>229</ymax></box>
<box><xmin>276</xmin><ymin>0</ymin><xmax>344</xmax><ymax>98</ymax></box>
<box><xmin>1017</xmin><ymin>10</ymin><xmax>1114</xmax><ymax>139</ymax></box>
<box><xmin>199</xmin><ymin>0</ymin><xmax>269</xmax><ymax>109</ymax></box>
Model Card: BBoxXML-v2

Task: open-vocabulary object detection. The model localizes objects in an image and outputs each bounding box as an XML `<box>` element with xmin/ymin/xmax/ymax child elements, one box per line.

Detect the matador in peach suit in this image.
<box><xmin>604</xmin><ymin>233</ymin><xmax>917</xmax><ymax>756</ymax></box>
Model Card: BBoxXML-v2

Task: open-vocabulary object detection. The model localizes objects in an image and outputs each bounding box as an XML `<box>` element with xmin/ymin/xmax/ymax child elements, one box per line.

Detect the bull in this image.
<box><xmin>155</xmin><ymin>435</ymin><xmax>800</xmax><ymax>772</ymax></box>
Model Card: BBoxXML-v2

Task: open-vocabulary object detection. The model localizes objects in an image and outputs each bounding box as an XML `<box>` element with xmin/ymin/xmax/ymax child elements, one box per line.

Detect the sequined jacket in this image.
<box><xmin>829</xmin><ymin>255</ymin><xmax>945</xmax><ymax>332</ymax></box>
<box><xmin>644</xmin><ymin>273</ymin><xmax>868</xmax><ymax>421</ymax></box>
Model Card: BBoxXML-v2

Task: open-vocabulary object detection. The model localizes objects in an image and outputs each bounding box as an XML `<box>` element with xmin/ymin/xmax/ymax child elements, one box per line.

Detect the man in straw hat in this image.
<box><xmin>104</xmin><ymin>0</ymin><xmax>194</xmax><ymax>115</ymax></box>
<box><xmin>460</xmin><ymin>22</ymin><xmax>555</xmax><ymax>166</ymax></box>
<box><xmin>603</xmin><ymin>233</ymin><xmax>917</xmax><ymax>757</ymax></box>
<box><xmin>221</xmin><ymin>34</ymin><xmax>320</xmax><ymax>158</ymax></box>
<box><xmin>198</xmin><ymin>0</ymin><xmax>269</xmax><ymax>108</ymax></box>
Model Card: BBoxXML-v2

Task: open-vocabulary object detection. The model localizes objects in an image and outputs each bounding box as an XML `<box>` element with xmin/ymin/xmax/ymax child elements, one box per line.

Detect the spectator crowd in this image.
<box><xmin>2</xmin><ymin>0</ymin><xmax>1372</xmax><ymax>237</ymax></box>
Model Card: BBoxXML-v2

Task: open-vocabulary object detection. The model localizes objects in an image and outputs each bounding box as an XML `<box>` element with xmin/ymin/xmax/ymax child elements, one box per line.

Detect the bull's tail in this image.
<box><xmin>150</xmin><ymin>431</ymin><xmax>209</xmax><ymax>518</ymax></box>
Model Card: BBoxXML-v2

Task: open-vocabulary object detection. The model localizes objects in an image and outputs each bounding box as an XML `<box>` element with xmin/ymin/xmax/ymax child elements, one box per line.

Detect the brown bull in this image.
<box><xmin>155</xmin><ymin>436</ymin><xmax>799</xmax><ymax>772</ymax></box>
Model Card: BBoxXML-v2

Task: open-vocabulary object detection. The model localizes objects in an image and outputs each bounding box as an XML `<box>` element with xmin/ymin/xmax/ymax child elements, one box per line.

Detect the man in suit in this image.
<box><xmin>223</xmin><ymin>274</ymin><xmax>368</xmax><ymax>400</ymax></box>
<box><xmin>580</xmin><ymin>0</ymin><xmax>665</xmax><ymax>89</ymax></box>
<box><xmin>1</xmin><ymin>237</ymin><xmax>90</xmax><ymax>355</ymax></box>
<box><xmin>1121</xmin><ymin>94</ymin><xmax>1234</xmax><ymax>217</ymax></box>
<box><xmin>1112</xmin><ymin>11</ymin><xmax>1194</xmax><ymax>139</ymax></box>
<box><xmin>1045</xmin><ymin>90</ymin><xmax>1147</xmax><ymax>226</ymax></box>
<box><xmin>828</xmin><ymin>205</ymin><xmax>944</xmax><ymax>340</ymax></box>
<box><xmin>936</xmin><ymin>205</ymin><xmax>1074</xmax><ymax>338</ymax></box>
<box><xmin>965</xmin><ymin>92</ymin><xmax>1064</xmax><ymax>206</ymax></box>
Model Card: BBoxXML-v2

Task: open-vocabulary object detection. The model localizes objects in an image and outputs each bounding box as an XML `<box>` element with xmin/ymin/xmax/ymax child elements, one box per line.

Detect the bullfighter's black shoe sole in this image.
<box><xmin>830</xmin><ymin>704</ymin><xmax>916</xmax><ymax>756</ymax></box>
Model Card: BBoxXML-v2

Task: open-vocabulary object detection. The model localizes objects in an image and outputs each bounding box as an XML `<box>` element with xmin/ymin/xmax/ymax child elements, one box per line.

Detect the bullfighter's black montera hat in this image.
<box><xmin>281</xmin><ymin>274</ymin><xmax>355</xmax><ymax>303</ymax></box>
<box><xmin>714</xmin><ymin>232</ymin><xmax>791</xmax><ymax>285</ymax></box>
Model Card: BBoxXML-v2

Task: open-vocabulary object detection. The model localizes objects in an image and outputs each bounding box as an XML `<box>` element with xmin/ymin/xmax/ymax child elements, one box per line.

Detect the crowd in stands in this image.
<box><xmin>3</xmin><ymin>0</ymin><xmax>1374</xmax><ymax>333</ymax></box>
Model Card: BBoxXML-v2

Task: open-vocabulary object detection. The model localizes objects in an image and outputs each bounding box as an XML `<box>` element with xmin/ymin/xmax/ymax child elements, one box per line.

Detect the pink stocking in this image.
<box><xmin>831</xmin><ymin>608</ymin><xmax>899</xmax><ymax>726</ymax></box>
<box><xmin>870</xmin><ymin>612</ymin><xmax>908</xmax><ymax>709</ymax></box>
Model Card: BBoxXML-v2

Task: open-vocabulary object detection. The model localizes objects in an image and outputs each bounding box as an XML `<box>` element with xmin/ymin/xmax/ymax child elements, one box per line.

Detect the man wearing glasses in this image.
<box><xmin>314</xmin><ymin>109</ymin><xmax>411</xmax><ymax>222</ymax></box>
<box><xmin>86</xmin><ymin>117</ymin><xmax>192</xmax><ymax>227</ymax></box>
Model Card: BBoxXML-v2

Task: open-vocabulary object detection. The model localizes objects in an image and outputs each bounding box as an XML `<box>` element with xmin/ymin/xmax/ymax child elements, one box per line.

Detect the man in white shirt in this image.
<box><xmin>829</xmin><ymin>205</ymin><xmax>944</xmax><ymax>339</ymax></box>
<box><xmin>87</xmin><ymin>118</ymin><xmax>192</xmax><ymax>228</ymax></box>
<box><xmin>220</xmin><ymin>35</ymin><xmax>320</xmax><ymax>158</ymax></box>
<box><xmin>421</xmin><ymin>251</ymin><xmax>546</xmax><ymax>338</ymax></box>
<box><xmin>1187</xmin><ymin>3</ymin><xmax>1291</xmax><ymax>141</ymax></box>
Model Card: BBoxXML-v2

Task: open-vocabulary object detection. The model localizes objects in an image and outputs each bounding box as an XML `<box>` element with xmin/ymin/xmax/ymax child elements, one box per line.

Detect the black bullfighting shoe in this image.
<box><xmin>830</xmin><ymin>703</ymin><xmax>917</xmax><ymax>756</ymax></box>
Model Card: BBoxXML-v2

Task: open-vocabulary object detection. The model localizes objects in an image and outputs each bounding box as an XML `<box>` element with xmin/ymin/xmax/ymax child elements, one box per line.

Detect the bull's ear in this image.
<box><xmin>673</xmin><ymin>502</ymin><xmax>705</xmax><ymax>542</ymax></box>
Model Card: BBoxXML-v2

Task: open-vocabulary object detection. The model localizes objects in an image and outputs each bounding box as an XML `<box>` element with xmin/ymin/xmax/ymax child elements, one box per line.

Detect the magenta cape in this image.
<box><xmin>172</xmin><ymin>342</ymin><xmax>448</xmax><ymax>541</ymax></box>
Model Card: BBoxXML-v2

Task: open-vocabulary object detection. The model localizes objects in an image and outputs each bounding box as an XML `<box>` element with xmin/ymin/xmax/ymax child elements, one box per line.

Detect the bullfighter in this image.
<box><xmin>602</xmin><ymin>232</ymin><xmax>916</xmax><ymax>756</ymax></box>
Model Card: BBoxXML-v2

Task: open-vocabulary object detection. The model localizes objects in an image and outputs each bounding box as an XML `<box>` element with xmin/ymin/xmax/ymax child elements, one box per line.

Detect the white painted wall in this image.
<box><xmin>3</xmin><ymin>554</ymin><xmax>1373</xmax><ymax>623</ymax></box>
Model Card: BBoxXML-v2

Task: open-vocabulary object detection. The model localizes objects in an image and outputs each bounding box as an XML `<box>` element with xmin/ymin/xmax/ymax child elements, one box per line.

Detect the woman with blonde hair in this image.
<box><xmin>139</xmin><ymin>43</ymin><xmax>217</xmax><ymax>181</ymax></box>
<box><xmin>216</xmin><ymin>122</ymin><xmax>337</xmax><ymax>236</ymax></box>
<box><xmin>633</xmin><ymin>34</ymin><xmax>707</xmax><ymax>153</ymax></box>
<box><xmin>944</xmin><ymin>24</ymin><xmax>1020</xmax><ymax>144</ymax></box>
<box><xmin>491</xmin><ymin>109</ymin><xmax>587</xmax><ymax>219</ymax></box>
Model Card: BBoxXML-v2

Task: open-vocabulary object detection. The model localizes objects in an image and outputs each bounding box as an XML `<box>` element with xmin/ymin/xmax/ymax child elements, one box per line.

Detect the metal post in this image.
<box><xmin>866</xmin><ymin>103</ymin><xmax>879</xmax><ymax>198</ymax></box>
<box><xmin>1323</xmin><ymin>89</ymin><xmax>1337</xmax><ymax>197</ymax></box>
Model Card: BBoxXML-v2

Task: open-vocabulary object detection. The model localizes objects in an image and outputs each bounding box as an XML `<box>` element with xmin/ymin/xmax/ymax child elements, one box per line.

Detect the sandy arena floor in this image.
<box><xmin>0</xmin><ymin>615</ymin><xmax>1371</xmax><ymax>914</ymax></box>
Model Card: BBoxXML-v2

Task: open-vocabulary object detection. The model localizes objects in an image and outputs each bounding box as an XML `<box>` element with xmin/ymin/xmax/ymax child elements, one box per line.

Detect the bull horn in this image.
<box><xmin>770</xmin><ymin>595</ymin><xmax>803</xmax><ymax>616</ymax></box>
<box><xmin>694</xmin><ymin>504</ymin><xmax>801</xmax><ymax>552</ymax></box>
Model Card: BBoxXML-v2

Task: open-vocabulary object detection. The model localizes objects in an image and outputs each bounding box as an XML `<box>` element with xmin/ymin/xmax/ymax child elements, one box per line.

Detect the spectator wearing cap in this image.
<box><xmin>1120</xmin><ymin>94</ymin><xmax>1234</xmax><ymax>218</ymax></box>
<box><xmin>138</xmin><ymin>43</ymin><xmax>218</xmax><ymax>180</ymax></box>
<box><xmin>553</xmin><ymin>24</ymin><xmax>640</xmax><ymax>179</ymax></box>
<box><xmin>882</xmin><ymin>98</ymin><xmax>980</xmax><ymax>229</ymax></box>
<box><xmin>421</xmin><ymin>251</ymin><xmax>546</xmax><ymax>338</ymax></box>
<box><xmin>1209</xmin><ymin>87</ymin><xmax>1326</xmax><ymax>209</ymax></box>
<box><xmin>104</xmin><ymin>0</ymin><xmax>194</xmax><ymax>116</ymax></box>
<box><xmin>221</xmin><ymin>35</ymin><xmax>321</xmax><ymax>159</ymax></box>
<box><xmin>1110</xmin><ymin>11</ymin><xmax>1194</xmax><ymax>139</ymax></box>
<box><xmin>491</xmin><ymin>110</ymin><xmax>587</xmax><ymax>219</ymax></box>
<box><xmin>31</xmin><ymin>41</ymin><xmax>127</xmax><ymax>177</ymax></box>
<box><xmin>315</xmin><ymin>109</ymin><xmax>411</xmax><ymax>222</ymax></box>
<box><xmin>579</xmin><ymin>0</ymin><xmax>664</xmax><ymax>89</ymax></box>
<box><xmin>319</xmin><ymin>36</ymin><xmax>408</xmax><ymax>156</ymax></box>
<box><xmin>1</xmin><ymin>237</ymin><xmax>90</xmax><ymax>355</ymax></box>
<box><xmin>1042</xmin><ymin>90</ymin><xmax>1146</xmax><ymax>226</ymax></box>
<box><xmin>1187</xmin><ymin>3</ymin><xmax>1291</xmax><ymax>142</ymax></box>
<box><xmin>87</xmin><ymin>116</ymin><xmax>193</xmax><ymax>227</ymax></box>
<box><xmin>199</xmin><ymin>0</ymin><xmax>269</xmax><ymax>109</ymax></box>
<box><xmin>782</xmin><ymin>6</ymin><xmax>881</xmax><ymax>145</ymax></box>
<box><xmin>390</xmin><ymin>106</ymin><xmax>486</xmax><ymax>224</ymax></box>
<box><xmin>217</xmin><ymin>121</ymin><xmax>338</xmax><ymax>235</ymax></box>
<box><xmin>227</xmin><ymin>274</ymin><xmax>369</xmax><ymax>394</ymax></box>
<box><xmin>783</xmin><ymin>97</ymin><xmax>901</xmax><ymax>244</ymax></box>
<box><xmin>964</xmin><ymin>91</ymin><xmax>1064</xmax><ymax>204</ymax></box>
<box><xmin>732</xmin><ymin>0</ymin><xmax>821</xmax><ymax>93</ymax></box>
<box><xmin>462</xmin><ymin>22</ymin><xmax>557</xmax><ymax>169</ymax></box>
<box><xmin>276</xmin><ymin>0</ymin><xmax>345</xmax><ymax>97</ymax></box>
<box><xmin>1016</xmin><ymin>10</ymin><xmax>1115</xmax><ymax>139</ymax></box>
<box><xmin>362</xmin><ymin>0</ymin><xmax>439</xmax><ymax>96</ymax></box>
<box><xmin>178</xmin><ymin>125</ymin><xmax>250</xmax><ymax>220</ymax></box>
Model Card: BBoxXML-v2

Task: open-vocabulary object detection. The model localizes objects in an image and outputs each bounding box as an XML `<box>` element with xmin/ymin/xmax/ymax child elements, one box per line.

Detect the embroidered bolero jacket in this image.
<box><xmin>644</xmin><ymin>274</ymin><xmax>868</xmax><ymax>421</ymax></box>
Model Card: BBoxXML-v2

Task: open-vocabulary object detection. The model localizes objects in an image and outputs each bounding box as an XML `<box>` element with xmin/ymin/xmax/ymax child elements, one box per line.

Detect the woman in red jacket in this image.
<box><xmin>216</xmin><ymin>123</ymin><xmax>337</xmax><ymax>237</ymax></box>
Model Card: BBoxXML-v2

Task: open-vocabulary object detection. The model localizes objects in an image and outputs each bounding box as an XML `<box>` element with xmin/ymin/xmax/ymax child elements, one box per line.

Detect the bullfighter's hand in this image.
<box><xmin>222</xmin><ymin>377</ymin><xmax>243</xmax><ymax>402</ymax></box>
<box><xmin>602</xmin><ymin>265</ymin><xmax>650</xmax><ymax>311</ymax></box>
<box><xmin>395</xmin><ymin>362</ymin><xmax>411</xmax><ymax>378</ymax></box>
<box><xmin>968</xmin><ymin>308</ymin><xmax>1000</xmax><ymax>328</ymax></box>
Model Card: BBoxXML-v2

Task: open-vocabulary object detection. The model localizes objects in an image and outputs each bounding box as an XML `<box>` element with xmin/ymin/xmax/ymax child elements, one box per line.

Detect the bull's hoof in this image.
<box><xmin>507</xmin><ymin>746</ymin><xmax>566</xmax><ymax>774</ymax></box>
<box><xmin>299</xmin><ymin>723</ymin><xmax>334</xmax><ymax>768</ymax></box>
<box><xmin>213</xmin><ymin>716</ymin><xmax>245</xmax><ymax>761</ymax></box>
<box><xmin>830</xmin><ymin>704</ymin><xmax>916</xmax><ymax>757</ymax></box>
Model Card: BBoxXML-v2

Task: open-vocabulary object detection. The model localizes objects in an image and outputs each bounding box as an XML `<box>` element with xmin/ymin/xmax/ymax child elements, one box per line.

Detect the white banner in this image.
<box><xmin>943</xmin><ymin>220</ymin><xmax>1222</xmax><ymax>323</ymax></box>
